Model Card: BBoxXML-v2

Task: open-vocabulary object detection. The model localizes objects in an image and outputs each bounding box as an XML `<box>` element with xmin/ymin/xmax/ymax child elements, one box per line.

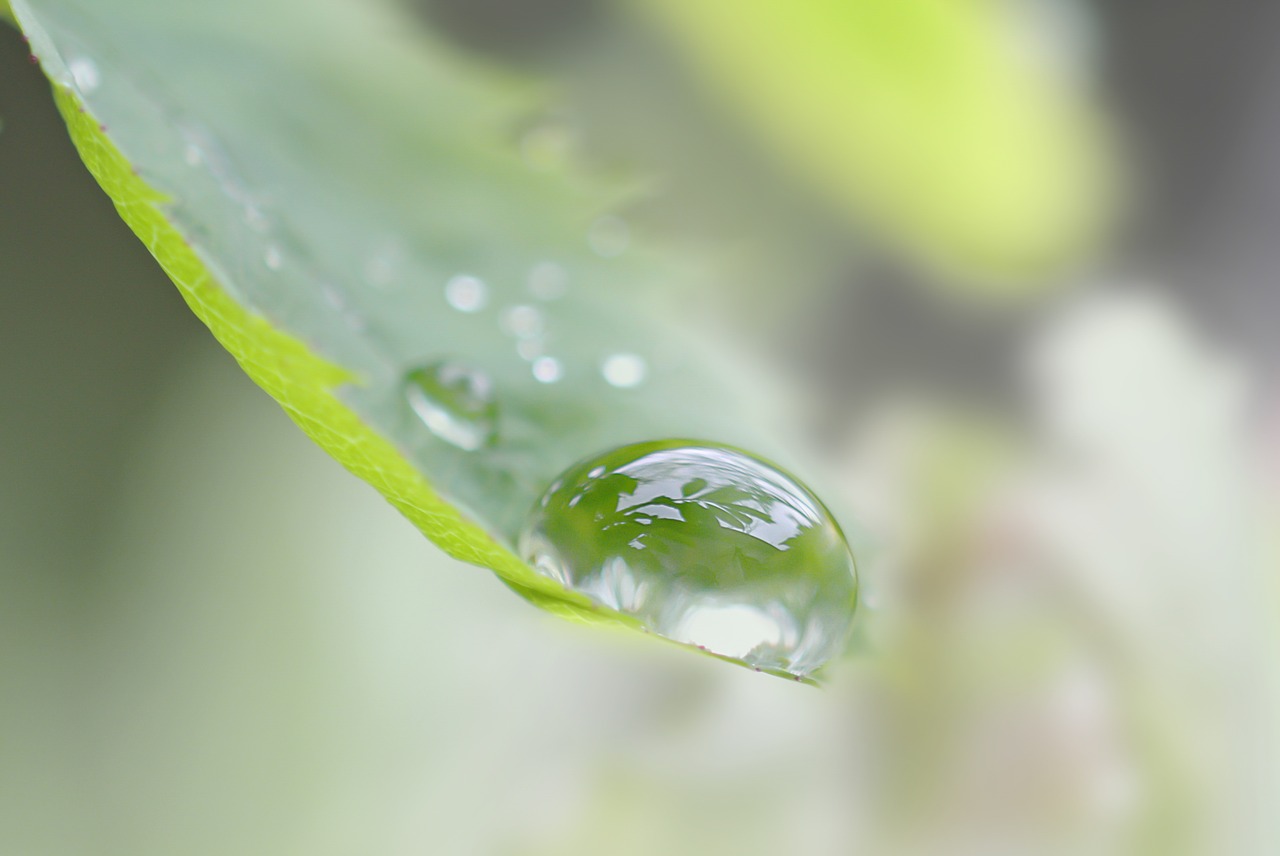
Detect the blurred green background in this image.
<box><xmin>3</xmin><ymin>2</ymin><xmax>1280</xmax><ymax>854</ymax></box>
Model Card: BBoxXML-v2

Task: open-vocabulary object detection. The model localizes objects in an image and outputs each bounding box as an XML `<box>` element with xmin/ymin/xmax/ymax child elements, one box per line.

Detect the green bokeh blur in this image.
<box><xmin>4</xmin><ymin>3</ymin><xmax>1280</xmax><ymax>854</ymax></box>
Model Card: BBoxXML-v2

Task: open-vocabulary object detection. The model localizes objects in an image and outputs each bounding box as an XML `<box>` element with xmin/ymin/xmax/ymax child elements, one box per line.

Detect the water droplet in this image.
<box><xmin>520</xmin><ymin>441</ymin><xmax>858</xmax><ymax>676</ymax></box>
<box><xmin>183</xmin><ymin>144</ymin><xmax>203</xmax><ymax>167</ymax></box>
<box><xmin>444</xmin><ymin>274</ymin><xmax>488</xmax><ymax>313</ymax></box>
<box><xmin>528</xmin><ymin>261</ymin><xmax>567</xmax><ymax>301</ymax></box>
<box><xmin>263</xmin><ymin>245</ymin><xmax>284</xmax><ymax>270</ymax></box>
<box><xmin>588</xmin><ymin>215</ymin><xmax>630</xmax><ymax>258</ymax></box>
<box><xmin>68</xmin><ymin>57</ymin><xmax>100</xmax><ymax>94</ymax></box>
<box><xmin>531</xmin><ymin>356</ymin><xmax>563</xmax><ymax>384</ymax></box>
<box><xmin>601</xmin><ymin>353</ymin><xmax>647</xmax><ymax>389</ymax></box>
<box><xmin>404</xmin><ymin>361</ymin><xmax>497</xmax><ymax>451</ymax></box>
<box><xmin>501</xmin><ymin>305</ymin><xmax>543</xmax><ymax>339</ymax></box>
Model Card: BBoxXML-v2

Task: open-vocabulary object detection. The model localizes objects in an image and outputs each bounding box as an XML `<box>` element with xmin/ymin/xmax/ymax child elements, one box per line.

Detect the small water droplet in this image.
<box><xmin>520</xmin><ymin>441</ymin><xmax>858</xmax><ymax>677</ymax></box>
<box><xmin>588</xmin><ymin>215</ymin><xmax>630</xmax><ymax>258</ymax></box>
<box><xmin>263</xmin><ymin>245</ymin><xmax>284</xmax><ymax>270</ymax></box>
<box><xmin>68</xmin><ymin>57</ymin><xmax>100</xmax><ymax>94</ymax></box>
<box><xmin>501</xmin><ymin>305</ymin><xmax>543</xmax><ymax>339</ymax></box>
<box><xmin>528</xmin><ymin>261</ymin><xmax>567</xmax><ymax>301</ymax></box>
<box><xmin>531</xmin><ymin>356</ymin><xmax>563</xmax><ymax>384</ymax></box>
<box><xmin>404</xmin><ymin>361</ymin><xmax>498</xmax><ymax>451</ymax></box>
<box><xmin>601</xmin><ymin>353</ymin><xmax>647</xmax><ymax>389</ymax></box>
<box><xmin>183</xmin><ymin>144</ymin><xmax>203</xmax><ymax>167</ymax></box>
<box><xmin>445</xmin><ymin>274</ymin><xmax>488</xmax><ymax>313</ymax></box>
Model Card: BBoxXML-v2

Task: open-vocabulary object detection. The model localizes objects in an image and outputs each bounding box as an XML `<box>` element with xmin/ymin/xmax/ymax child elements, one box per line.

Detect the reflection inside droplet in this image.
<box><xmin>68</xmin><ymin>57</ymin><xmax>100</xmax><ymax>94</ymax></box>
<box><xmin>404</xmin><ymin>361</ymin><xmax>498</xmax><ymax>451</ymax></box>
<box><xmin>531</xmin><ymin>356</ymin><xmax>563</xmax><ymax>384</ymax></box>
<box><xmin>519</xmin><ymin>441</ymin><xmax>859</xmax><ymax>677</ymax></box>
<box><xmin>444</xmin><ymin>274</ymin><xmax>488</xmax><ymax>313</ymax></box>
<box><xmin>601</xmin><ymin>353</ymin><xmax>647</xmax><ymax>388</ymax></box>
<box><xmin>675</xmin><ymin>603</ymin><xmax>785</xmax><ymax>659</ymax></box>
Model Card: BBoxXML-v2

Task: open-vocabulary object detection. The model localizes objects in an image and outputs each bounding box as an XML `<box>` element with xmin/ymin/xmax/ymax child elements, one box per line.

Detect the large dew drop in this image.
<box><xmin>404</xmin><ymin>361</ymin><xmax>497</xmax><ymax>451</ymax></box>
<box><xmin>520</xmin><ymin>441</ymin><xmax>858</xmax><ymax>677</ymax></box>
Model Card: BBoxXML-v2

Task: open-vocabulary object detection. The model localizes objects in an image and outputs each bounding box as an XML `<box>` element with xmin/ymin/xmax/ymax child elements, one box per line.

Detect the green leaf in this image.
<box><xmin>11</xmin><ymin>0</ymin><xmax>806</xmax><ymax>631</ymax></box>
<box><xmin>634</xmin><ymin>0</ymin><xmax>1117</xmax><ymax>283</ymax></box>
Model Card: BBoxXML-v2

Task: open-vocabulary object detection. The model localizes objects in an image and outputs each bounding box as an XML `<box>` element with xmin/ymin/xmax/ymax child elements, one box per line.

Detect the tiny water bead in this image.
<box><xmin>531</xmin><ymin>356</ymin><xmax>563</xmax><ymax>384</ymax></box>
<box><xmin>519</xmin><ymin>441</ymin><xmax>858</xmax><ymax>677</ymax></box>
<box><xmin>68</xmin><ymin>57</ymin><xmax>100</xmax><ymax>95</ymax></box>
<box><xmin>404</xmin><ymin>361</ymin><xmax>498</xmax><ymax>451</ymax></box>
<box><xmin>601</xmin><ymin>353</ymin><xmax>647</xmax><ymax>389</ymax></box>
<box><xmin>444</xmin><ymin>274</ymin><xmax>488</xmax><ymax>313</ymax></box>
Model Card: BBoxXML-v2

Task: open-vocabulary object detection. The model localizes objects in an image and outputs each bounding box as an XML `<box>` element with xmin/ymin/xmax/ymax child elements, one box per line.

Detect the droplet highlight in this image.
<box><xmin>404</xmin><ymin>361</ymin><xmax>498</xmax><ymax>451</ymax></box>
<box><xmin>531</xmin><ymin>356</ymin><xmax>563</xmax><ymax>384</ymax></box>
<box><xmin>601</xmin><ymin>353</ymin><xmax>647</xmax><ymax>389</ymax></box>
<box><xmin>444</xmin><ymin>274</ymin><xmax>488</xmax><ymax>313</ymax></box>
<box><xmin>520</xmin><ymin>441</ymin><xmax>858</xmax><ymax>677</ymax></box>
<box><xmin>68</xmin><ymin>57</ymin><xmax>100</xmax><ymax>94</ymax></box>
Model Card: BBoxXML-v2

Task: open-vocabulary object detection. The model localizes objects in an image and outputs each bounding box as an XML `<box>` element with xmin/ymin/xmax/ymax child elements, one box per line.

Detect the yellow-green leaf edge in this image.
<box><xmin>13</xmin><ymin>19</ymin><xmax>821</xmax><ymax>681</ymax></box>
<box><xmin>44</xmin><ymin>74</ymin><xmax>615</xmax><ymax>626</ymax></box>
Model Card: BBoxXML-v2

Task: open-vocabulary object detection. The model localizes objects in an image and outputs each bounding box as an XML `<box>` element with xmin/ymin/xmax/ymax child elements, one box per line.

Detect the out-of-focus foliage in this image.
<box><xmin>10</xmin><ymin>0</ymin><xmax>821</xmax><ymax>641</ymax></box>
<box><xmin>637</xmin><ymin>0</ymin><xmax>1115</xmax><ymax>282</ymax></box>
<box><xmin>3</xmin><ymin>0</ymin><xmax>1279</xmax><ymax>854</ymax></box>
